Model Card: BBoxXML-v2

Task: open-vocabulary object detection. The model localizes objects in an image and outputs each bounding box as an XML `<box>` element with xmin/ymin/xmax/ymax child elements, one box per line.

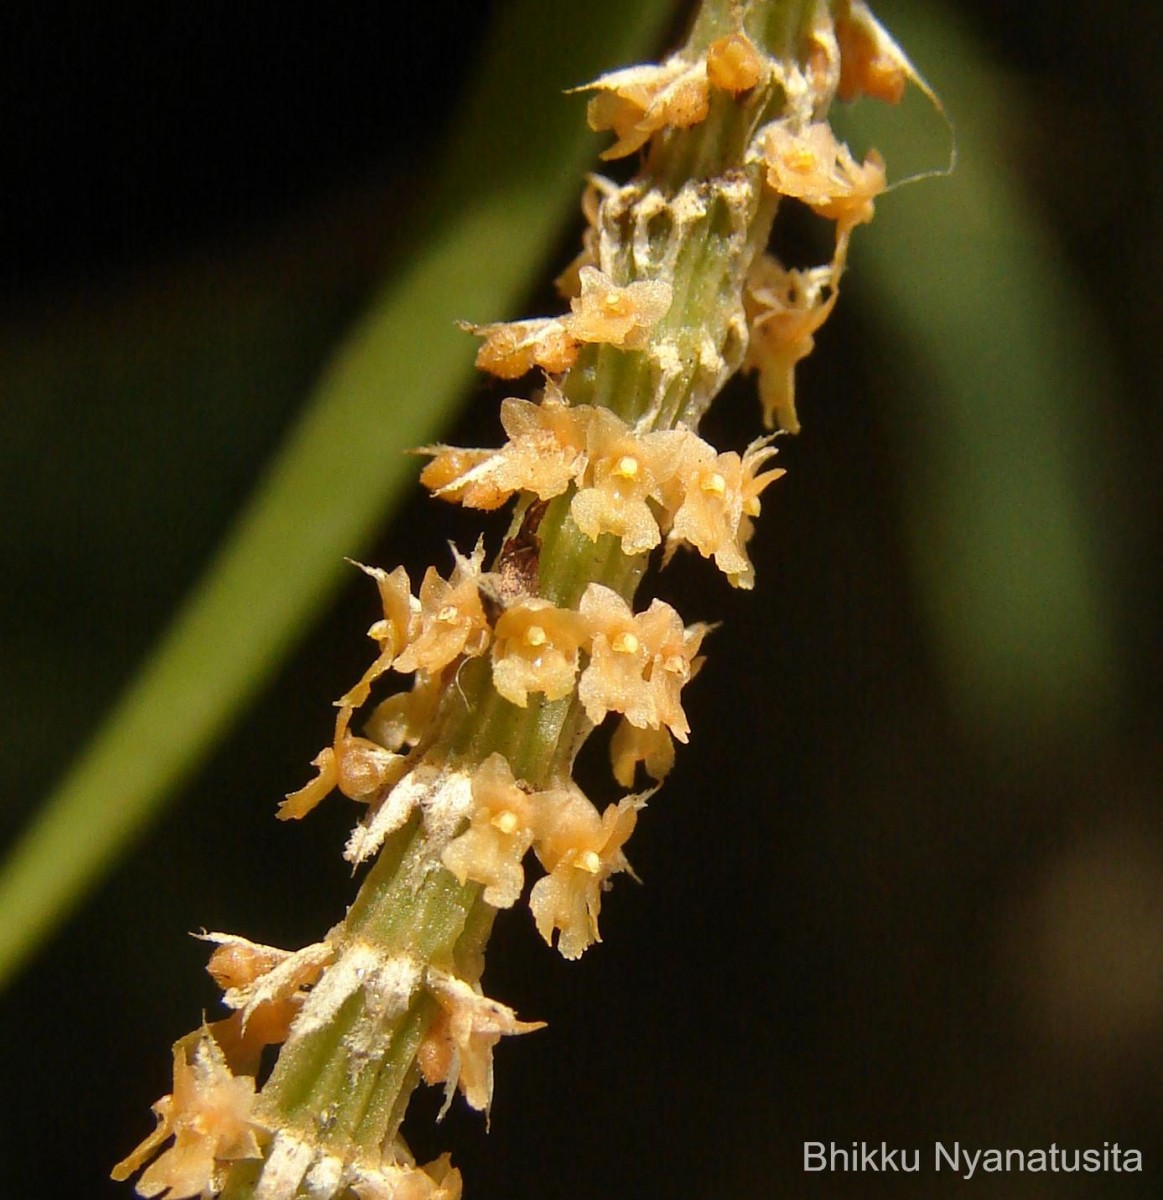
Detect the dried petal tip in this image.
<box><xmin>836</xmin><ymin>0</ymin><xmax>926</xmax><ymax>105</ymax></box>
<box><xmin>340</xmin><ymin>562</ymin><xmax>418</xmax><ymax>707</ymax></box>
<box><xmin>423</xmin><ymin>969</ymin><xmax>546</xmax><ymax>1114</ymax></box>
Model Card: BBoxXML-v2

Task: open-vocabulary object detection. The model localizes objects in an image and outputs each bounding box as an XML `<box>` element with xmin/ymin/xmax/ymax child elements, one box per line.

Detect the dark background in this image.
<box><xmin>2</xmin><ymin>2</ymin><xmax>1161</xmax><ymax>1197</ymax></box>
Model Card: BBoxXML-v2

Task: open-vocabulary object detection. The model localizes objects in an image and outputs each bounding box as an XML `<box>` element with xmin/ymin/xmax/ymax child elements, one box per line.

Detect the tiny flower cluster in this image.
<box><xmin>421</xmin><ymin>389</ymin><xmax>784</xmax><ymax>581</ymax></box>
<box><xmin>468</xmin><ymin>265</ymin><xmax>676</xmax><ymax>381</ymax></box>
<box><xmin>269</xmin><ymin>475</ymin><xmax>718</xmax><ymax>949</ymax></box>
<box><xmin>572</xmin><ymin>11</ymin><xmax>915</xmax><ymax>434</ymax></box>
<box><xmin>755</xmin><ymin>120</ymin><xmax>885</xmax><ymax>261</ymax></box>
<box><xmin>278</xmin><ymin>547</ymin><xmax>486</xmax><ymax>822</ymax></box>
<box><xmin>115</xmin><ymin>931</ymin><xmax>543</xmax><ymax>1196</ymax></box>
<box><xmin>576</xmin><ymin>29</ymin><xmax>767</xmax><ymax>161</ymax></box>
<box><xmin>283</xmin><ymin>533</ymin><xmax>713</xmax><ymax>830</ymax></box>
<box><xmin>576</xmin><ymin>1</ymin><xmax>919</xmax><ymax>168</ymax></box>
<box><xmin>439</xmin><ymin>751</ymin><xmax>643</xmax><ymax>958</ymax></box>
<box><xmin>738</xmin><ymin>113</ymin><xmax>886</xmax><ymax>431</ymax></box>
<box><xmin>113</xmin><ymin>932</ymin><xmax>344</xmax><ymax>1199</ymax></box>
<box><xmin>278</xmin><ymin>540</ymin><xmax>707</xmax><ymax>936</ymax></box>
<box><xmin>465</xmin><ymin>264</ymin><xmax>672</xmax><ymax>380</ymax></box>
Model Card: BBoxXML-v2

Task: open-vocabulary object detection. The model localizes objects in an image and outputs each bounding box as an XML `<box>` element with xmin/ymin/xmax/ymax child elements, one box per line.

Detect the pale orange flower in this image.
<box><xmin>577</xmin><ymin>585</ymin><xmax>660</xmax><ymax>730</ymax></box>
<box><xmin>578</xmin><ymin>55</ymin><xmax>710</xmax><ymax>160</ymax></box>
<box><xmin>567</xmin><ymin>266</ymin><xmax>672</xmax><ymax>350</ymax></box>
<box><xmin>637</xmin><ymin>608</ymin><xmax>709</xmax><ymax>743</ymax></box>
<box><xmin>392</xmin><ymin>543</ymin><xmax>491</xmax><ymax>675</ymax></box>
<box><xmin>492</xmin><ymin>391</ymin><xmax>591</xmax><ymax>497</ymax></box>
<box><xmin>112</xmin><ymin>1029</ymin><xmax>267</xmax><ymax>1199</ymax></box>
<box><xmin>418</xmin><ymin>446</ymin><xmax>509</xmax><ymax>510</ymax></box>
<box><xmin>441</xmin><ymin>753</ymin><xmax>540</xmax><ymax>909</ymax></box>
<box><xmin>667</xmin><ymin>435</ymin><xmax>784</xmax><ymax>587</ymax></box>
<box><xmin>529</xmin><ymin>789</ymin><xmax>640</xmax><ymax>959</ymax></box>
<box><xmin>424</xmin><ymin>969</ymin><xmax>545</xmax><ymax>1112</ymax></box>
<box><xmin>758</xmin><ymin>120</ymin><xmax>886</xmax><ymax>244</ymax></box>
<box><xmin>576</xmin><ymin>584</ymin><xmax>703</xmax><ymax>739</ymax></box>
<box><xmin>491</xmin><ymin>598</ymin><xmax>588</xmax><ymax>707</ymax></box>
<box><xmin>420</xmin><ymin>392</ymin><xmax>591</xmax><ymax>511</ymax></box>
<box><xmin>570</xmin><ymin>409</ymin><xmax>690</xmax><ymax>555</ymax></box>
<box><xmin>466</xmin><ymin>316</ymin><xmax>579</xmax><ymax>379</ymax></box>
<box><xmin>744</xmin><ymin>253</ymin><xmax>839</xmax><ymax>433</ymax></box>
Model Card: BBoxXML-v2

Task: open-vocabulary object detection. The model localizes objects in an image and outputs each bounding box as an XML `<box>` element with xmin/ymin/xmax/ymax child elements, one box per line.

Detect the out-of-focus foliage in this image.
<box><xmin>837</xmin><ymin>3</ymin><xmax>1120</xmax><ymax>739</ymax></box>
<box><xmin>0</xmin><ymin>0</ymin><xmax>675</xmax><ymax>987</ymax></box>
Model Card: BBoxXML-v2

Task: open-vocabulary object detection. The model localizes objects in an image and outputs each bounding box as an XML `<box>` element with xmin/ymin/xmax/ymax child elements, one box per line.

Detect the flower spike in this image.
<box><xmin>118</xmin><ymin>3</ymin><xmax>923</xmax><ymax>1195</ymax></box>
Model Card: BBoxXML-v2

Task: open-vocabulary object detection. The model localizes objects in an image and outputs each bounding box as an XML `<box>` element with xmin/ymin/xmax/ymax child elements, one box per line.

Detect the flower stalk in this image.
<box><xmin>114</xmin><ymin>1</ymin><xmax>928</xmax><ymax>1196</ymax></box>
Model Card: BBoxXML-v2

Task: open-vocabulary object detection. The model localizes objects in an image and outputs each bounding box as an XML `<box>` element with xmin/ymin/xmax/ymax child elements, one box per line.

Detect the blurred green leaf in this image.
<box><xmin>837</xmin><ymin>0</ymin><xmax>1120</xmax><ymax>738</ymax></box>
<box><xmin>0</xmin><ymin>0</ymin><xmax>677</xmax><ymax>987</ymax></box>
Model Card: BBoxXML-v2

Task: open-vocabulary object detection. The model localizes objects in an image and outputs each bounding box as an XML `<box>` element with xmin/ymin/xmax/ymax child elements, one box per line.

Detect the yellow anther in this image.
<box><xmin>437</xmin><ymin>604</ymin><xmax>460</xmax><ymax>623</ymax></box>
<box><xmin>744</xmin><ymin>497</ymin><xmax>762</xmax><ymax>517</ymax></box>
<box><xmin>576</xmin><ymin>849</ymin><xmax>602</xmax><ymax>874</ymax></box>
<box><xmin>523</xmin><ymin>624</ymin><xmax>548</xmax><ymax>648</ymax></box>
<box><xmin>603</xmin><ymin>292</ymin><xmax>629</xmax><ymax>313</ymax></box>
<box><xmin>612</xmin><ymin>631</ymin><xmax>640</xmax><ymax>655</ymax></box>
<box><xmin>614</xmin><ymin>454</ymin><xmax>640</xmax><ymax>479</ymax></box>
<box><xmin>788</xmin><ymin>146</ymin><xmax>819</xmax><ymax>174</ymax></box>
<box><xmin>491</xmin><ymin>810</ymin><xmax>520</xmax><ymax>835</ymax></box>
<box><xmin>701</xmin><ymin>471</ymin><xmax>727</xmax><ymax>495</ymax></box>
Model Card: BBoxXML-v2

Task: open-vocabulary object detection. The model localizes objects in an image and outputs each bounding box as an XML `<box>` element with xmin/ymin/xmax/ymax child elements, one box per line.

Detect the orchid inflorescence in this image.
<box><xmin>115</xmin><ymin>3</ymin><xmax>924</xmax><ymax>1197</ymax></box>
